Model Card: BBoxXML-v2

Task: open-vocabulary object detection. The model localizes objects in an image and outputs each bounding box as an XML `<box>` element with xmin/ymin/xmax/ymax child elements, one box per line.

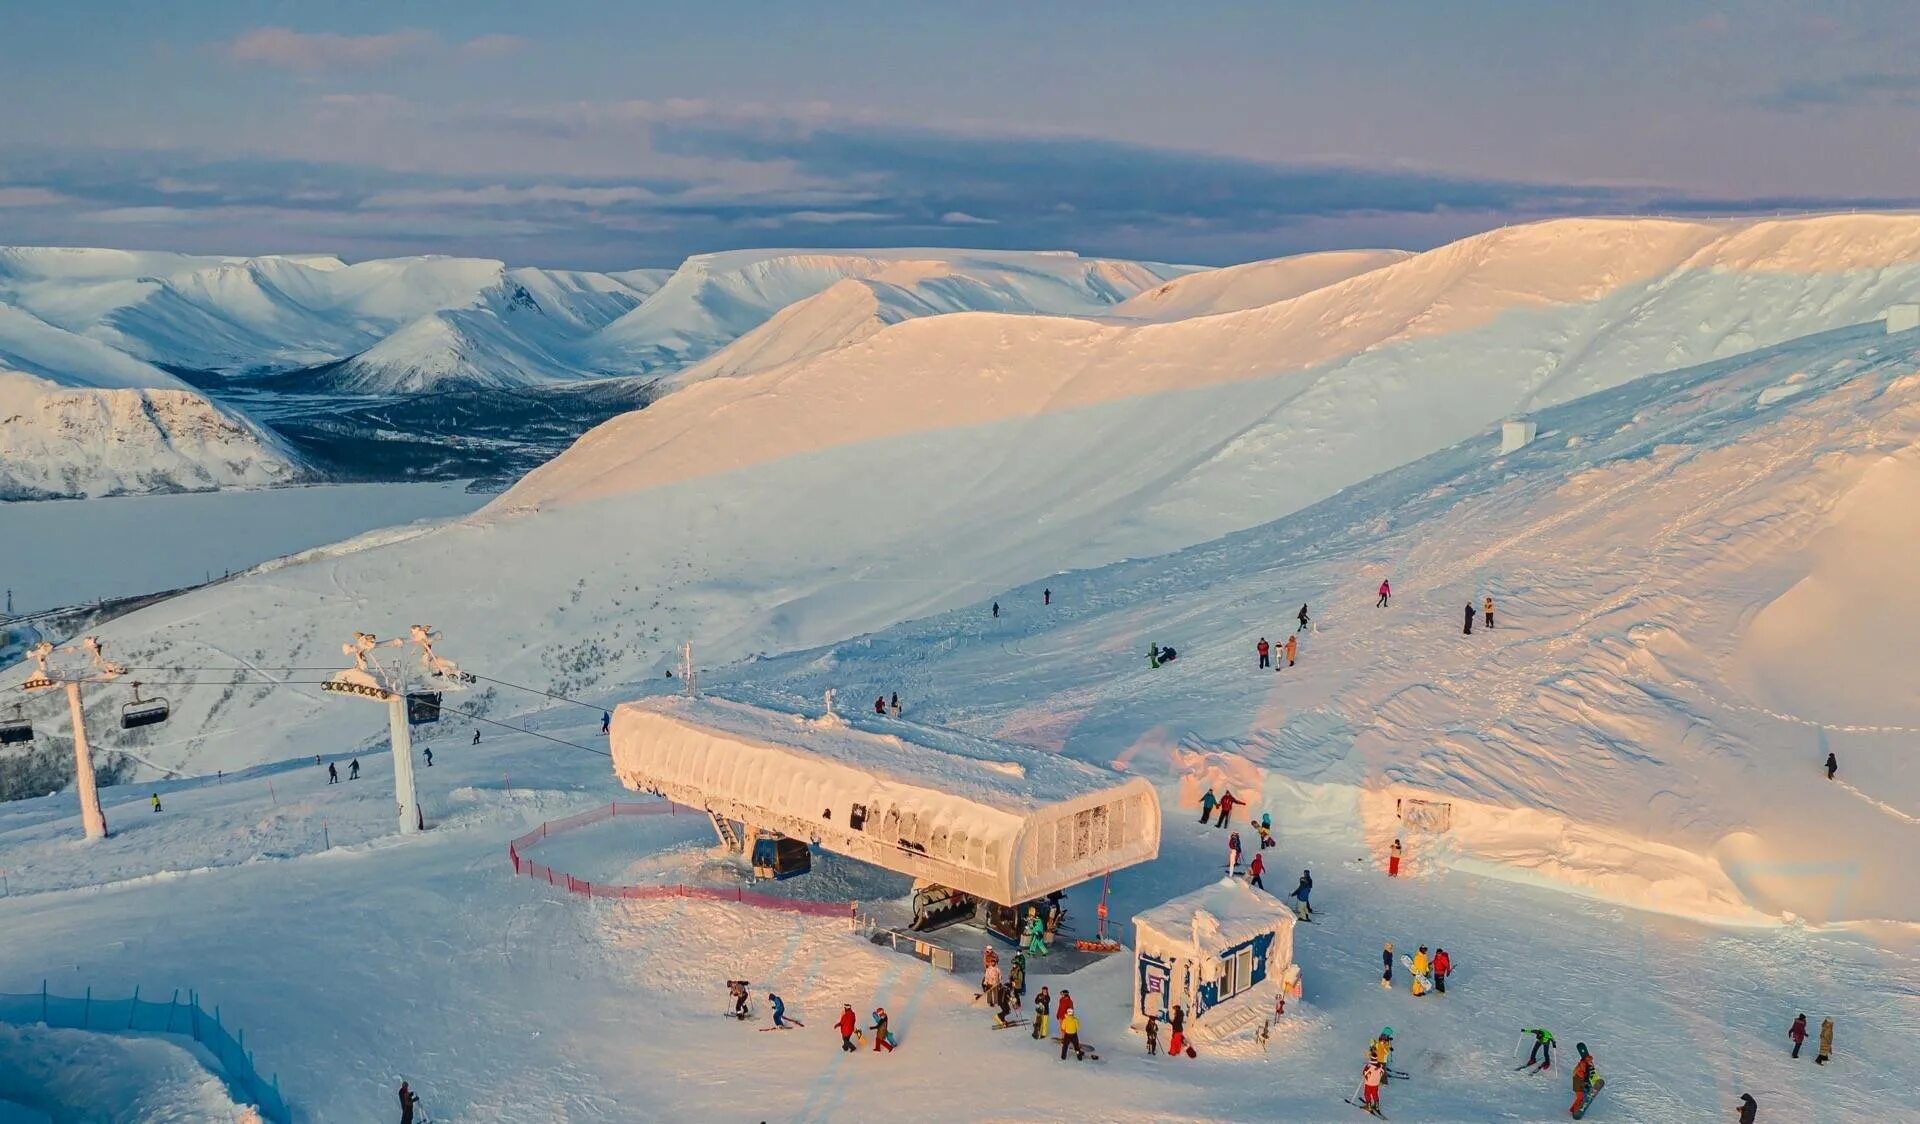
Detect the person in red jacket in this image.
<box><xmin>836</xmin><ymin>1005</ymin><xmax>858</xmax><ymax>1052</ymax></box>
<box><xmin>1377</xmin><ymin>579</ymin><xmax>1391</xmax><ymax>607</ymax></box>
<box><xmin>1257</xmin><ymin>637</ymin><xmax>1270</xmax><ymax>669</ymax></box>
<box><xmin>1248</xmin><ymin>851</ymin><xmax>1266</xmax><ymax>889</ymax></box>
<box><xmin>1788</xmin><ymin>1013</ymin><xmax>1808</xmax><ymax>1059</ymax></box>
<box><xmin>1215</xmin><ymin>790</ymin><xmax>1238</xmax><ymax>828</ymax></box>
<box><xmin>1056</xmin><ymin>989</ymin><xmax>1074</xmax><ymax>1022</ymax></box>
<box><xmin>1432</xmin><ymin>947</ymin><xmax>1452</xmax><ymax>994</ymax></box>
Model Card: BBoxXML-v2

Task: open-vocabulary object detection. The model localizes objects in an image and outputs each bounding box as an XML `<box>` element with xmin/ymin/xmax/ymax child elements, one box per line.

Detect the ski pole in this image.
<box><xmin>1517</xmin><ymin>1032</ymin><xmax>1528</xmax><ymax>1060</ymax></box>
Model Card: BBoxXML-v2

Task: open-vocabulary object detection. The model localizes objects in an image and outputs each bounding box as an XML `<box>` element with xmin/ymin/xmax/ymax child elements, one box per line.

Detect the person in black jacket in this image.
<box><xmin>1463</xmin><ymin>602</ymin><xmax>1475</xmax><ymax>634</ymax></box>
<box><xmin>398</xmin><ymin>1081</ymin><xmax>419</xmax><ymax>1124</ymax></box>
<box><xmin>1736</xmin><ymin>1092</ymin><xmax>1757</xmax><ymax>1123</ymax></box>
<box><xmin>1825</xmin><ymin>752</ymin><xmax>1838</xmax><ymax>780</ymax></box>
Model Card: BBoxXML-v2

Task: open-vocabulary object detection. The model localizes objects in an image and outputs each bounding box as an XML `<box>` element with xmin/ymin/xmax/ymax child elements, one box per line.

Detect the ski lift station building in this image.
<box><xmin>609</xmin><ymin>695</ymin><xmax>1161</xmax><ymax>905</ymax></box>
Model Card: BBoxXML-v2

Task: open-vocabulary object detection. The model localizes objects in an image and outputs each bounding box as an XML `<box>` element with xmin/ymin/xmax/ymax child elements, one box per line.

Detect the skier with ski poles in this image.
<box><xmin>1357</xmin><ymin>1058</ymin><xmax>1386</xmax><ymax>1117</ymax></box>
<box><xmin>1521</xmin><ymin>1027</ymin><xmax>1556</xmax><ymax>1070</ymax></box>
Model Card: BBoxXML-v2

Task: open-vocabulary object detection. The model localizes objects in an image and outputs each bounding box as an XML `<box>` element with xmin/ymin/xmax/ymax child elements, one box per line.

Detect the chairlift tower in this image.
<box><xmin>323</xmin><ymin>626</ymin><xmax>472</xmax><ymax>835</ymax></box>
<box><xmin>20</xmin><ymin>638</ymin><xmax>122</xmax><ymax>840</ymax></box>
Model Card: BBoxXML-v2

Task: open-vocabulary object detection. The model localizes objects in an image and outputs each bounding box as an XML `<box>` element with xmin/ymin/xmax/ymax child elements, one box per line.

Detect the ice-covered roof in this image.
<box><xmin>1134</xmin><ymin>878</ymin><xmax>1295</xmax><ymax>956</ymax></box>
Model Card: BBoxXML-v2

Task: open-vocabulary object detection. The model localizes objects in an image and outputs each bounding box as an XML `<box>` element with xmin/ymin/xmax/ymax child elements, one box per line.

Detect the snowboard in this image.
<box><xmin>1570</xmin><ymin>1077</ymin><xmax>1605</xmax><ymax>1119</ymax></box>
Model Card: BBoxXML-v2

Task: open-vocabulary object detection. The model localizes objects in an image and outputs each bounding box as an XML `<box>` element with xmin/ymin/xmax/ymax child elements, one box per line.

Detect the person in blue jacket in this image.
<box><xmin>601</xmin><ymin>711</ymin><xmax>611</xmax><ymax>734</ymax></box>
<box><xmin>769</xmin><ymin>992</ymin><xmax>788</xmax><ymax>1028</ymax></box>
<box><xmin>1291</xmin><ymin>870</ymin><xmax>1313</xmax><ymax>920</ymax></box>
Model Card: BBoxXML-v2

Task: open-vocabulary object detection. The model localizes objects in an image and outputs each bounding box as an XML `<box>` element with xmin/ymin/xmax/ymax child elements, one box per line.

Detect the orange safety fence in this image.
<box><xmin>506</xmin><ymin>801</ymin><xmax>854</xmax><ymax>919</ymax></box>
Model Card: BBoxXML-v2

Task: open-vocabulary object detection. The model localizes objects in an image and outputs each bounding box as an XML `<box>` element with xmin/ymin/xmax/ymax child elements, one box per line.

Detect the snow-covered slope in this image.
<box><xmin>591</xmin><ymin>249</ymin><xmax>1190</xmax><ymax>377</ymax></box>
<box><xmin>1113</xmin><ymin>249</ymin><xmax>1412</xmax><ymax>321</ymax></box>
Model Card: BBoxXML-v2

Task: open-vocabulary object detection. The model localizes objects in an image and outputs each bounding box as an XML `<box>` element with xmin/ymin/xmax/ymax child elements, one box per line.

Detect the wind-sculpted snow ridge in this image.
<box><xmin>1112</xmin><ymin>248</ymin><xmax>1413</xmax><ymax>321</ymax></box>
<box><xmin>715</xmin><ymin>323</ymin><xmax>1920</xmax><ymax>926</ymax></box>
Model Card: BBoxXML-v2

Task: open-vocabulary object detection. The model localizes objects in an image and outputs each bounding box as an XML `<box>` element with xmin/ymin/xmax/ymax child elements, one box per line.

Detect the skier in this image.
<box><xmin>1248</xmin><ymin>851</ymin><xmax>1266</xmax><ymax>889</ymax></box>
<box><xmin>837</xmin><ymin>1005</ymin><xmax>858</xmax><ymax>1052</ymax></box>
<box><xmin>1464</xmin><ymin>602</ymin><xmax>1475</xmax><ymax>635</ymax></box>
<box><xmin>1044</xmin><ymin>588</ymin><xmax>1051</xmax><ymax>606</ymax></box>
<box><xmin>1569</xmin><ymin>1042</ymin><xmax>1599</xmax><ymax>1117</ymax></box>
<box><xmin>1484</xmin><ymin>595</ymin><xmax>1495</xmax><ymax>629</ymax></box>
<box><xmin>1146</xmin><ymin>1013</ymin><xmax>1159</xmax><ymax>1055</ymax></box>
<box><xmin>601</xmin><ymin>711</ymin><xmax>611</xmax><ymax>734</ymax></box>
<box><xmin>992</xmin><ymin>602</ymin><xmax>1000</xmax><ymax>619</ymax></box>
<box><xmin>1009</xmin><ymin>951</ymin><xmax>1026</xmax><ymax>1002</ymax></box>
<box><xmin>150</xmin><ymin>793</ymin><xmax>162</xmax><ymax>813</ymax></box>
<box><xmin>1059</xmin><ymin>1008</ymin><xmax>1085</xmax><ymax>1060</ymax></box>
<box><xmin>1378</xmin><ymin>579</ymin><xmax>1391</xmax><ymax>607</ymax></box>
<box><xmin>328</xmin><ymin>762</ymin><xmax>339</xmax><ymax>784</ymax></box>
<box><xmin>1291</xmin><ymin>870</ymin><xmax>1313</xmax><ymax>920</ymax></box>
<box><xmin>398</xmin><ymin>1081</ymin><xmax>419</xmax><ymax>1124</ymax></box>
<box><xmin>1737</xmin><ymin>1093</ymin><xmax>1758</xmax><ymax>1123</ymax></box>
<box><xmin>874</xmin><ymin>696</ymin><xmax>887</xmax><ymax>715</ymax></box>
<box><xmin>349</xmin><ymin>758</ymin><xmax>361</xmax><ymax>780</ymax></box>
<box><xmin>1032</xmin><ymin>987</ymin><xmax>1051</xmax><ymax>1040</ymax></box>
<box><xmin>1359</xmin><ymin>1059</ymin><xmax>1386</xmax><ymax>1116</ymax></box>
<box><xmin>1168</xmin><ymin>1005</ymin><xmax>1186</xmax><ymax>1057</ymax></box>
<box><xmin>1816</xmin><ymin>1016</ymin><xmax>1833</xmax><ymax>1065</ymax></box>
<box><xmin>1228</xmin><ymin>831</ymin><xmax>1243</xmax><ymax>874</ymax></box>
<box><xmin>1388</xmin><ymin>838</ymin><xmax>1403</xmax><ymax>877</ymax></box>
<box><xmin>981</xmin><ymin>957</ymin><xmax>1002</xmax><ymax>1004</ymax></box>
<box><xmin>1523</xmin><ymin>1027</ymin><xmax>1556</xmax><ymax>1070</ymax></box>
<box><xmin>1198</xmin><ymin>787</ymin><xmax>1218</xmax><ymax>824</ymax></box>
<box><xmin>1381</xmin><ymin>943</ymin><xmax>1394</xmax><ymax>989</ymax></box>
<box><xmin>1432</xmin><ymin>947</ymin><xmax>1451</xmax><ymax>994</ymax></box>
<box><xmin>1788</xmin><ymin>1013</ymin><xmax>1807</xmax><ymax>1059</ymax></box>
<box><xmin>889</xmin><ymin>692</ymin><xmax>900</xmax><ymax>716</ymax></box>
<box><xmin>1056</xmin><ymin>989</ymin><xmax>1074</xmax><ymax>1023</ymax></box>
<box><xmin>1411</xmin><ymin>946</ymin><xmax>1430</xmax><ymax>996</ymax></box>
<box><xmin>1258</xmin><ymin>637</ymin><xmax>1271</xmax><ymax>669</ymax></box>
<box><xmin>1298</xmin><ymin>603</ymin><xmax>1310</xmax><ymax>631</ymax></box>
<box><xmin>471</xmin><ymin>728</ymin><xmax>479</xmax><ymax>745</ymax></box>
<box><xmin>1284</xmin><ymin>633</ymin><xmax>1297</xmax><ymax>668</ymax></box>
<box><xmin>728</xmin><ymin>979</ymin><xmax>750</xmax><ymax>1019</ymax></box>
<box><xmin>1216</xmin><ymin>789</ymin><xmax>1238</xmax><ymax>828</ymax></box>
<box><xmin>423</xmin><ymin>747</ymin><xmax>432</xmax><ymax>767</ymax></box>
<box><xmin>995</xmin><ymin>979</ymin><xmax>1014</xmax><ymax>1026</ymax></box>
<box><xmin>769</xmin><ymin>992</ymin><xmax>789</xmax><ymax>1028</ymax></box>
<box><xmin>1825</xmin><ymin>751</ymin><xmax>1837</xmax><ymax>780</ymax></box>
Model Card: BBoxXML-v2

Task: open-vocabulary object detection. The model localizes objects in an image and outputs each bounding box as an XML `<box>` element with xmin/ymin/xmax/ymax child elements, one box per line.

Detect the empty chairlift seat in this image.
<box><xmin>0</xmin><ymin>706</ymin><xmax>32</xmax><ymax>745</ymax></box>
<box><xmin>120</xmin><ymin>684</ymin><xmax>170</xmax><ymax>730</ymax></box>
<box><xmin>406</xmin><ymin>691</ymin><xmax>443</xmax><ymax>725</ymax></box>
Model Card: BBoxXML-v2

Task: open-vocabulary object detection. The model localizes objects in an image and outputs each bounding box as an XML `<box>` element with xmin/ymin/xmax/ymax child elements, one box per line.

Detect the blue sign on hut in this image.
<box><xmin>1132</xmin><ymin>878</ymin><xmax>1301</xmax><ymax>1039</ymax></box>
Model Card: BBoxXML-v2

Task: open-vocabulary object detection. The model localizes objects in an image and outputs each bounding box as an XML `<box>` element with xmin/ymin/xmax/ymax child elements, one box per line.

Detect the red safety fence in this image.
<box><xmin>507</xmin><ymin>801</ymin><xmax>854</xmax><ymax>919</ymax></box>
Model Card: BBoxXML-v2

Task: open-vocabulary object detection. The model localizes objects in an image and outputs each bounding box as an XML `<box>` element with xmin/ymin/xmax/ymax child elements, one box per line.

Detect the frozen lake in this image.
<box><xmin>0</xmin><ymin>481</ymin><xmax>490</xmax><ymax>613</ymax></box>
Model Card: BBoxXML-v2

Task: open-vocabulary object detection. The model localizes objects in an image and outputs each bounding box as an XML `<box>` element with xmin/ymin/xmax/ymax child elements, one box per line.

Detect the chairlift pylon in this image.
<box><xmin>0</xmin><ymin>703</ymin><xmax>32</xmax><ymax>746</ymax></box>
<box><xmin>120</xmin><ymin>682</ymin><xmax>170</xmax><ymax>730</ymax></box>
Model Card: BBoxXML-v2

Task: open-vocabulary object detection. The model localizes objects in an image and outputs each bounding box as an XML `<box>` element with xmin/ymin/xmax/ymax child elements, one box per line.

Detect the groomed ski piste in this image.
<box><xmin>2</xmin><ymin>215</ymin><xmax>1918</xmax><ymax>1121</ymax></box>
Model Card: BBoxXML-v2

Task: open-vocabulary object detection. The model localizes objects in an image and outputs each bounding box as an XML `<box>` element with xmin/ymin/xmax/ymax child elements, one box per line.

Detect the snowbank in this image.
<box><xmin>0</xmin><ymin>1024</ymin><xmax>253</xmax><ymax>1124</ymax></box>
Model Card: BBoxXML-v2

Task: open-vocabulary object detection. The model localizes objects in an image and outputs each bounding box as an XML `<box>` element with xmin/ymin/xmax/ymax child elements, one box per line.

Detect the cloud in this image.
<box><xmin>941</xmin><ymin>211</ymin><xmax>997</xmax><ymax>226</ymax></box>
<box><xmin>221</xmin><ymin>27</ymin><xmax>525</xmax><ymax>72</ymax></box>
<box><xmin>1681</xmin><ymin>12</ymin><xmax>1732</xmax><ymax>36</ymax></box>
<box><xmin>1760</xmin><ymin>72</ymin><xmax>1920</xmax><ymax>111</ymax></box>
<box><xmin>735</xmin><ymin>209</ymin><xmax>899</xmax><ymax>230</ymax></box>
<box><xmin>364</xmin><ymin>184</ymin><xmax>659</xmax><ymax>208</ymax></box>
<box><xmin>0</xmin><ymin>187</ymin><xmax>69</xmax><ymax>207</ymax></box>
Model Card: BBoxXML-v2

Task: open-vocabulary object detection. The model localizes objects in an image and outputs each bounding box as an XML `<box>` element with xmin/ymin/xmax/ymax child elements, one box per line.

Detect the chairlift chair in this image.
<box><xmin>0</xmin><ymin>704</ymin><xmax>32</xmax><ymax>746</ymax></box>
<box><xmin>750</xmin><ymin>834</ymin><xmax>813</xmax><ymax>881</ymax></box>
<box><xmin>406</xmin><ymin>691</ymin><xmax>443</xmax><ymax>725</ymax></box>
<box><xmin>120</xmin><ymin>683</ymin><xmax>170</xmax><ymax>730</ymax></box>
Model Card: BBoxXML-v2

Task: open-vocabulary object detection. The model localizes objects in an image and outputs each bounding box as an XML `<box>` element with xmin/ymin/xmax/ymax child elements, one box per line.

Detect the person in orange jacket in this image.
<box><xmin>1284</xmin><ymin>633</ymin><xmax>1298</xmax><ymax>667</ymax></box>
<box><xmin>1569</xmin><ymin>1042</ymin><xmax>1600</xmax><ymax>1116</ymax></box>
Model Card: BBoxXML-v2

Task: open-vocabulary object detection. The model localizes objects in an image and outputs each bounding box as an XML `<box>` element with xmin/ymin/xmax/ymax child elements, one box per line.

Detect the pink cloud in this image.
<box><xmin>460</xmin><ymin>34</ymin><xmax>526</xmax><ymax>59</ymax></box>
<box><xmin>223</xmin><ymin>28</ymin><xmax>526</xmax><ymax>72</ymax></box>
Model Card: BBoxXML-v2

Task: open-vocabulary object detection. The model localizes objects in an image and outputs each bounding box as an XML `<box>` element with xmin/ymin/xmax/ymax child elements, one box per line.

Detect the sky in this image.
<box><xmin>3</xmin><ymin>0</ymin><xmax>1918</xmax><ymax>268</ymax></box>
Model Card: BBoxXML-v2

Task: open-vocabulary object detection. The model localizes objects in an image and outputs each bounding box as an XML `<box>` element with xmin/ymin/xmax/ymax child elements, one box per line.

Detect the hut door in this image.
<box><xmin>1140</xmin><ymin>959</ymin><xmax>1170</xmax><ymax>1019</ymax></box>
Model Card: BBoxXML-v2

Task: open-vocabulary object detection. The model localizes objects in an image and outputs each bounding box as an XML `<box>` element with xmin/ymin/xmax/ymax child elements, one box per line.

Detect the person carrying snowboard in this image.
<box><xmin>1256</xmin><ymin>821</ymin><xmax>1274</xmax><ymax>850</ymax></box>
<box><xmin>836</xmin><ymin>1005</ymin><xmax>858</xmax><ymax>1052</ymax></box>
<box><xmin>1359</xmin><ymin>1059</ymin><xmax>1386</xmax><ymax>1116</ymax></box>
<box><xmin>1816</xmin><ymin>1016</ymin><xmax>1834</xmax><ymax>1065</ymax></box>
<box><xmin>870</xmin><ymin>1007</ymin><xmax>895</xmax><ymax>1052</ymax></box>
<box><xmin>1258</xmin><ymin>637</ymin><xmax>1271</xmax><ymax>669</ymax></box>
<box><xmin>1569</xmin><ymin>1042</ymin><xmax>1600</xmax><ymax>1117</ymax></box>
<box><xmin>1377</xmin><ymin>579</ymin><xmax>1391</xmax><ymax>607</ymax></box>
<box><xmin>1788</xmin><ymin>1013</ymin><xmax>1808</xmax><ymax>1058</ymax></box>
<box><xmin>1736</xmin><ymin>1093</ymin><xmax>1758</xmax><ymax>1123</ymax></box>
<box><xmin>1411</xmin><ymin>946</ymin><xmax>1430</xmax><ymax>996</ymax></box>
<box><xmin>1059</xmin><ymin>1008</ymin><xmax>1085</xmax><ymax>1060</ymax></box>
<box><xmin>1215</xmin><ymin>789</ymin><xmax>1238</xmax><ymax>828</ymax></box>
<box><xmin>1249</xmin><ymin>851</ymin><xmax>1266</xmax><ymax>889</ymax></box>
<box><xmin>1298</xmin><ymin>603</ymin><xmax>1310</xmax><ymax>631</ymax></box>
<box><xmin>1284</xmin><ymin>633</ymin><xmax>1297</xmax><ymax>668</ymax></box>
<box><xmin>1432</xmin><ymin>947</ymin><xmax>1451</xmax><ymax>994</ymax></box>
<box><xmin>1825</xmin><ymin>751</ymin><xmax>1837</xmax><ymax>780</ymax></box>
<box><xmin>1388</xmin><ymin>838</ymin><xmax>1403</xmax><ymax>877</ymax></box>
<box><xmin>1032</xmin><ymin>987</ymin><xmax>1051</xmax><ymax>1040</ymax></box>
<box><xmin>1484</xmin><ymin>595</ymin><xmax>1495</xmax><ymax>628</ymax></box>
<box><xmin>1464</xmin><ymin>602</ymin><xmax>1475</xmax><ymax>634</ymax></box>
<box><xmin>1198</xmin><ymin>787</ymin><xmax>1218</xmax><ymax>824</ymax></box>
<box><xmin>1292</xmin><ymin>870</ymin><xmax>1313</xmax><ymax>920</ymax></box>
<box><xmin>1523</xmin><ymin>1027</ymin><xmax>1556</xmax><ymax>1069</ymax></box>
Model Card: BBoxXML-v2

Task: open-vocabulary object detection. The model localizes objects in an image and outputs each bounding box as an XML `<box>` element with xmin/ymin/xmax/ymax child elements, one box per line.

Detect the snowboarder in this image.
<box><xmin>471</xmin><ymin>728</ymin><xmax>479</xmax><ymax>745</ymax></box>
<box><xmin>1825</xmin><ymin>751</ymin><xmax>1837</xmax><ymax>780</ymax></box>
<box><xmin>1736</xmin><ymin>1093</ymin><xmax>1758</xmax><ymax>1123</ymax></box>
<box><xmin>728</xmin><ymin>979</ymin><xmax>750</xmax><ymax>1019</ymax></box>
<box><xmin>889</xmin><ymin>692</ymin><xmax>900</xmax><ymax>716</ymax></box>
<box><xmin>837</xmin><ymin>1005</ymin><xmax>858</xmax><ymax>1052</ymax></box>
<box><xmin>1059</xmin><ymin>1008</ymin><xmax>1085</xmax><ymax>1060</ymax></box>
<box><xmin>328</xmin><ymin>762</ymin><xmax>338</xmax><ymax>784</ymax></box>
<box><xmin>1044</xmin><ymin>588</ymin><xmax>1051</xmax><ymax>606</ymax></box>
<box><xmin>1298</xmin><ymin>603</ymin><xmax>1310</xmax><ymax>631</ymax></box>
<box><xmin>1788</xmin><ymin>1013</ymin><xmax>1808</xmax><ymax>1059</ymax></box>
<box><xmin>1432</xmin><ymin>947</ymin><xmax>1451</xmax><ymax>994</ymax></box>
<box><xmin>601</xmin><ymin>711</ymin><xmax>611</xmax><ymax>734</ymax></box>
<box><xmin>1228</xmin><ymin>831</ymin><xmax>1243</xmax><ymax>874</ymax></box>
<box><xmin>1198</xmin><ymin>787</ymin><xmax>1218</xmax><ymax>824</ymax></box>
<box><xmin>349</xmin><ymin>758</ymin><xmax>361</xmax><ymax>780</ymax></box>
<box><xmin>1388</xmin><ymin>838</ymin><xmax>1403</xmax><ymax>877</ymax></box>
<box><xmin>1484</xmin><ymin>595</ymin><xmax>1495</xmax><ymax>628</ymax></box>
<box><xmin>1569</xmin><ymin>1042</ymin><xmax>1600</xmax><ymax>1117</ymax></box>
<box><xmin>1411</xmin><ymin>946</ymin><xmax>1430</xmax><ymax>996</ymax></box>
<box><xmin>1523</xmin><ymin>1027</ymin><xmax>1556</xmax><ymax>1070</ymax></box>
<box><xmin>1258</xmin><ymin>637</ymin><xmax>1271</xmax><ymax>669</ymax></box>
<box><xmin>1377</xmin><ymin>579</ymin><xmax>1391</xmax><ymax>607</ymax></box>
<box><xmin>1381</xmin><ymin>943</ymin><xmax>1394</xmax><ymax>988</ymax></box>
<box><xmin>1168</xmin><ymin>1005</ymin><xmax>1186</xmax><ymax>1057</ymax></box>
<box><xmin>1292</xmin><ymin>870</ymin><xmax>1313</xmax><ymax>920</ymax></box>
<box><xmin>150</xmin><ymin>793</ymin><xmax>162</xmax><ymax>813</ymax></box>
<box><xmin>1464</xmin><ymin>602</ymin><xmax>1475</xmax><ymax>635</ymax></box>
<box><xmin>1816</xmin><ymin>1016</ymin><xmax>1833</xmax><ymax>1065</ymax></box>
<box><xmin>1256</xmin><ymin>821</ymin><xmax>1274</xmax><ymax>850</ymax></box>
<box><xmin>423</xmin><ymin>747</ymin><xmax>432</xmax><ymax>767</ymax></box>
<box><xmin>1146</xmin><ymin>1013</ymin><xmax>1159</xmax><ymax>1055</ymax></box>
<box><xmin>1284</xmin><ymin>633</ymin><xmax>1297</xmax><ymax>668</ymax></box>
<box><xmin>1249</xmin><ymin>851</ymin><xmax>1266</xmax><ymax>889</ymax></box>
<box><xmin>874</xmin><ymin>696</ymin><xmax>887</xmax><ymax>715</ymax></box>
<box><xmin>1032</xmin><ymin>987</ymin><xmax>1051</xmax><ymax>1040</ymax></box>
<box><xmin>1358</xmin><ymin>1058</ymin><xmax>1386</xmax><ymax>1116</ymax></box>
<box><xmin>992</xmin><ymin>601</ymin><xmax>999</xmax><ymax>619</ymax></box>
<box><xmin>1216</xmin><ymin>789</ymin><xmax>1238</xmax><ymax>828</ymax></box>
<box><xmin>398</xmin><ymin>1081</ymin><xmax>419</xmax><ymax>1124</ymax></box>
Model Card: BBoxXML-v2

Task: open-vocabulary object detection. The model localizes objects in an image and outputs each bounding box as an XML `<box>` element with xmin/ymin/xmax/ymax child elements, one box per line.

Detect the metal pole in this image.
<box><xmin>388</xmin><ymin>695</ymin><xmax>421</xmax><ymax>834</ymax></box>
<box><xmin>66</xmin><ymin>680</ymin><xmax>108</xmax><ymax>840</ymax></box>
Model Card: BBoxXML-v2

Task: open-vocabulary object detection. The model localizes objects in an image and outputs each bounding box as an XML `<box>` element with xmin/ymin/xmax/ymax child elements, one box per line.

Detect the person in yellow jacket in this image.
<box><xmin>1483</xmin><ymin>596</ymin><xmax>1495</xmax><ymax>629</ymax></box>
<box><xmin>1369</xmin><ymin>1027</ymin><xmax>1394</xmax><ymax>1068</ymax></box>
<box><xmin>1410</xmin><ymin>947</ymin><xmax>1430</xmax><ymax>996</ymax></box>
<box><xmin>1058</xmin><ymin>1009</ymin><xmax>1085</xmax><ymax>1060</ymax></box>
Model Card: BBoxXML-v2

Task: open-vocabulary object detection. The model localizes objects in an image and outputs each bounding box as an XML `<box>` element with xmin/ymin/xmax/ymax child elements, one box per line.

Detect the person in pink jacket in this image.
<box><xmin>1377</xmin><ymin>580</ymin><xmax>1391</xmax><ymax>607</ymax></box>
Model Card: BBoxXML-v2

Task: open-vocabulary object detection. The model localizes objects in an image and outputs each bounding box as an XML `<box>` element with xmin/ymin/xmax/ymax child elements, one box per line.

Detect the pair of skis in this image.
<box><xmin>757</xmin><ymin>1017</ymin><xmax>805</xmax><ymax>1031</ymax></box>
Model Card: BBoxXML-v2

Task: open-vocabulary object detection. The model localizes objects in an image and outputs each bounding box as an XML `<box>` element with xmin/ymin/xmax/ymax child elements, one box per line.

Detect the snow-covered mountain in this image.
<box><xmin>20</xmin><ymin>215</ymin><xmax>1920</xmax><ymax>932</ymax></box>
<box><xmin>1112</xmin><ymin>248</ymin><xmax>1411</xmax><ymax>320</ymax></box>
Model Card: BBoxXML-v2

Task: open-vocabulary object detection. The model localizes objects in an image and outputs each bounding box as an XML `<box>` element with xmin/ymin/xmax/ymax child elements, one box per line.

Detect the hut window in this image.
<box><xmin>849</xmin><ymin>803</ymin><xmax>868</xmax><ymax>831</ymax></box>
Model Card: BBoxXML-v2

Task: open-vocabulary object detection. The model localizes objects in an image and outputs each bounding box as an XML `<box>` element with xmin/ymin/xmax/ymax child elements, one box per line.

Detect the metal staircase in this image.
<box><xmin>709</xmin><ymin>810</ymin><xmax>741</xmax><ymax>850</ymax></box>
